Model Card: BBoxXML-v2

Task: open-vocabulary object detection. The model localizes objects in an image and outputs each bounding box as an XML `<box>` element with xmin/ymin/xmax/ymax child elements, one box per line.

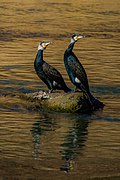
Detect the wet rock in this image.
<box><xmin>20</xmin><ymin>91</ymin><xmax>94</xmax><ymax>113</ymax></box>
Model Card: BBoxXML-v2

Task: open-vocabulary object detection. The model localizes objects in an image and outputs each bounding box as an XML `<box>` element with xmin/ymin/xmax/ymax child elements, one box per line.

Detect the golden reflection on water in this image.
<box><xmin>0</xmin><ymin>0</ymin><xmax>120</xmax><ymax>87</ymax></box>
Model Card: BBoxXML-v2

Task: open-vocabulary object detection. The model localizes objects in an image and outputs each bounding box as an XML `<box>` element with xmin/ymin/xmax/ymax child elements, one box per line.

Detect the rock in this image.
<box><xmin>20</xmin><ymin>91</ymin><xmax>95</xmax><ymax>113</ymax></box>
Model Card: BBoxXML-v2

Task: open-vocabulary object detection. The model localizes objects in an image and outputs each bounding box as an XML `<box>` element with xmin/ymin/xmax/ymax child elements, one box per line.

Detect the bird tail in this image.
<box><xmin>64</xmin><ymin>86</ymin><xmax>71</xmax><ymax>93</ymax></box>
<box><xmin>86</xmin><ymin>92</ymin><xmax>105</xmax><ymax>110</ymax></box>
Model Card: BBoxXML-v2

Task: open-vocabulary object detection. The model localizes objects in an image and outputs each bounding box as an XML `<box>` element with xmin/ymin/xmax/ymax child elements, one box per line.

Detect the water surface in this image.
<box><xmin>0</xmin><ymin>0</ymin><xmax>120</xmax><ymax>179</ymax></box>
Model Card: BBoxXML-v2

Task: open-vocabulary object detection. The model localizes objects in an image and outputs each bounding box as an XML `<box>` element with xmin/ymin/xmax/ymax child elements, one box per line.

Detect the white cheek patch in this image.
<box><xmin>75</xmin><ymin>77</ymin><xmax>80</xmax><ymax>83</ymax></box>
<box><xmin>38</xmin><ymin>44</ymin><xmax>44</xmax><ymax>50</ymax></box>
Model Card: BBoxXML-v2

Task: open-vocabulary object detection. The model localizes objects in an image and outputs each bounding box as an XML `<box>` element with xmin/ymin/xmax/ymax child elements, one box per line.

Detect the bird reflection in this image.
<box><xmin>31</xmin><ymin>120</ymin><xmax>44</xmax><ymax>159</ymax></box>
<box><xmin>31</xmin><ymin>112</ymin><xmax>89</xmax><ymax>172</ymax></box>
<box><xmin>31</xmin><ymin>113</ymin><xmax>56</xmax><ymax>159</ymax></box>
<box><xmin>60</xmin><ymin>118</ymin><xmax>89</xmax><ymax>173</ymax></box>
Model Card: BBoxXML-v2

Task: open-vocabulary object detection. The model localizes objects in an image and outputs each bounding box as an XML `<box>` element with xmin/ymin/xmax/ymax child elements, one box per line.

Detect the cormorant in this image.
<box><xmin>64</xmin><ymin>34</ymin><xmax>104</xmax><ymax>109</ymax></box>
<box><xmin>34</xmin><ymin>41</ymin><xmax>71</xmax><ymax>93</ymax></box>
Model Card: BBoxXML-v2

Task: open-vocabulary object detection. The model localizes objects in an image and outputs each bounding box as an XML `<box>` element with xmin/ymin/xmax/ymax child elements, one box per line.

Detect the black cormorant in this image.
<box><xmin>64</xmin><ymin>34</ymin><xmax>104</xmax><ymax>109</ymax></box>
<box><xmin>34</xmin><ymin>41</ymin><xmax>71</xmax><ymax>93</ymax></box>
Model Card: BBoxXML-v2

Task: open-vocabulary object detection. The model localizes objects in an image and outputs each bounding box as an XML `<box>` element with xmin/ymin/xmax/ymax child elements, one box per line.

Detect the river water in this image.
<box><xmin>0</xmin><ymin>0</ymin><xmax>120</xmax><ymax>179</ymax></box>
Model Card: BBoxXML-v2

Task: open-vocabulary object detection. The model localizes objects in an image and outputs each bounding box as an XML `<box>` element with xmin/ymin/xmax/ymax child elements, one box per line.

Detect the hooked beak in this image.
<box><xmin>77</xmin><ymin>35</ymin><xmax>84</xmax><ymax>39</ymax></box>
<box><xmin>46</xmin><ymin>42</ymin><xmax>52</xmax><ymax>46</ymax></box>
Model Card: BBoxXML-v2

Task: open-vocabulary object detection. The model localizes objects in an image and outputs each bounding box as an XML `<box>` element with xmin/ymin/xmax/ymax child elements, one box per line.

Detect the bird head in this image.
<box><xmin>38</xmin><ymin>41</ymin><xmax>52</xmax><ymax>50</ymax></box>
<box><xmin>71</xmin><ymin>34</ymin><xmax>84</xmax><ymax>43</ymax></box>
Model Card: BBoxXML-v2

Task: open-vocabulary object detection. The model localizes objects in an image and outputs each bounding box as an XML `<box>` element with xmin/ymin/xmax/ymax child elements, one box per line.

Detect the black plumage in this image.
<box><xmin>64</xmin><ymin>34</ymin><xmax>104</xmax><ymax>109</ymax></box>
<box><xmin>34</xmin><ymin>41</ymin><xmax>71</xmax><ymax>93</ymax></box>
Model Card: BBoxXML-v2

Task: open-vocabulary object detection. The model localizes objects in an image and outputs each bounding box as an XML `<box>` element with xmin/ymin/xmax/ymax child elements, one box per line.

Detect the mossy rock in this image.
<box><xmin>21</xmin><ymin>91</ymin><xmax>92</xmax><ymax>113</ymax></box>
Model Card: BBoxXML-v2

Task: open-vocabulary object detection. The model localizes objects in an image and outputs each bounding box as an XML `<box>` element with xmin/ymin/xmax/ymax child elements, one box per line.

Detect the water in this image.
<box><xmin>0</xmin><ymin>0</ymin><xmax>120</xmax><ymax>179</ymax></box>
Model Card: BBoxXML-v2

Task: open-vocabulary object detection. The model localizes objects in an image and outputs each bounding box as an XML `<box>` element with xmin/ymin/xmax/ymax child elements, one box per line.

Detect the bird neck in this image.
<box><xmin>36</xmin><ymin>49</ymin><xmax>44</xmax><ymax>62</ymax></box>
<box><xmin>67</xmin><ymin>42</ymin><xmax>75</xmax><ymax>53</ymax></box>
<box><xmin>34</xmin><ymin>49</ymin><xmax>44</xmax><ymax>69</ymax></box>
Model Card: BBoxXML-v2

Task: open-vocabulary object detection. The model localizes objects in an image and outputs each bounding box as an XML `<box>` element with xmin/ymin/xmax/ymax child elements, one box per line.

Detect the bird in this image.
<box><xmin>34</xmin><ymin>41</ymin><xmax>71</xmax><ymax>93</ymax></box>
<box><xmin>64</xmin><ymin>34</ymin><xmax>104</xmax><ymax>109</ymax></box>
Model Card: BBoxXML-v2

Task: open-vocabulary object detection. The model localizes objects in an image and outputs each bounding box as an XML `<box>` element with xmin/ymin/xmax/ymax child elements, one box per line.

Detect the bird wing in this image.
<box><xmin>67</xmin><ymin>54</ymin><xmax>90</xmax><ymax>91</ymax></box>
<box><xmin>42</xmin><ymin>62</ymin><xmax>64</xmax><ymax>84</ymax></box>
